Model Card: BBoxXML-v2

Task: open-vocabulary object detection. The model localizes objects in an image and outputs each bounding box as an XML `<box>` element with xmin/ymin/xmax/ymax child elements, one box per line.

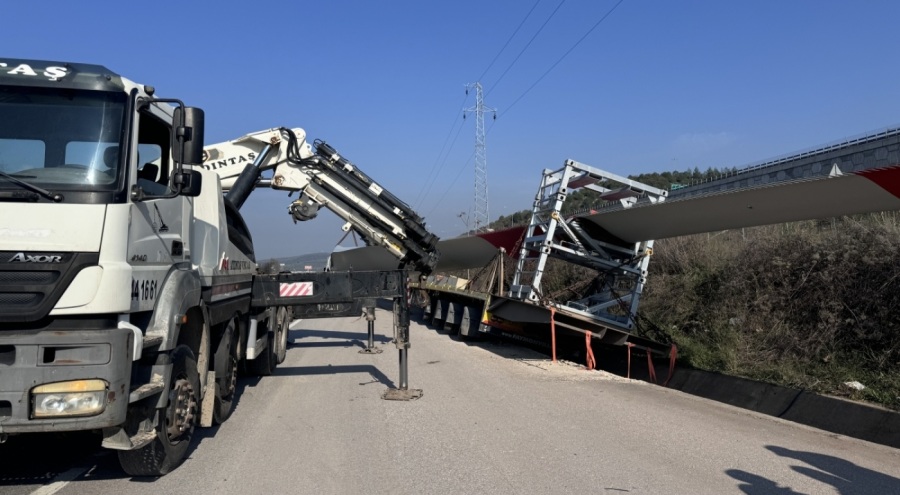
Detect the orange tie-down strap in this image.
<box><xmin>585</xmin><ymin>331</ymin><xmax>596</xmax><ymax>370</ymax></box>
<box><xmin>549</xmin><ymin>308</ymin><xmax>596</xmax><ymax>370</ymax></box>
<box><xmin>626</xmin><ymin>343</ymin><xmax>678</xmax><ymax>386</ymax></box>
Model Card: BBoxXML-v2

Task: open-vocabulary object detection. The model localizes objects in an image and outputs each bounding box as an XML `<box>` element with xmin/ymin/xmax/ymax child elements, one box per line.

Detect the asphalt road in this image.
<box><xmin>2</xmin><ymin>309</ymin><xmax>899</xmax><ymax>495</ymax></box>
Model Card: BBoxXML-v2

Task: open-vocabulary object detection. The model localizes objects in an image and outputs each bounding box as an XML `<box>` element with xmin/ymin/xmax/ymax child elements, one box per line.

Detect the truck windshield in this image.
<box><xmin>0</xmin><ymin>86</ymin><xmax>126</xmax><ymax>194</ymax></box>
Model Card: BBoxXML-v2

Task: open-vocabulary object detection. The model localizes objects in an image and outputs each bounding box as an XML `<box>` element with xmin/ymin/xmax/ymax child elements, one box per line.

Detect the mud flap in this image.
<box><xmin>199</xmin><ymin>370</ymin><xmax>216</xmax><ymax>427</ymax></box>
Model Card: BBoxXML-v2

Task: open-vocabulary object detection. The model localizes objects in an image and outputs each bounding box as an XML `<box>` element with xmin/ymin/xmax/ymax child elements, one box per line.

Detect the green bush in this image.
<box><xmin>639</xmin><ymin>214</ymin><xmax>900</xmax><ymax>410</ymax></box>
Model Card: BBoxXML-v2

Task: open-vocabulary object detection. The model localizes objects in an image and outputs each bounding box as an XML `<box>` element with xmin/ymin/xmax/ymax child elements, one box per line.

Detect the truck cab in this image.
<box><xmin>0</xmin><ymin>59</ymin><xmax>218</xmax><ymax>474</ymax></box>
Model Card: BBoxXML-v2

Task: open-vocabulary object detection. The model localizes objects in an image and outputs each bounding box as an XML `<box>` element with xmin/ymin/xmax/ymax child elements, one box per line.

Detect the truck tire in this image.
<box><xmin>275</xmin><ymin>307</ymin><xmax>289</xmax><ymax>365</ymax></box>
<box><xmin>430</xmin><ymin>299</ymin><xmax>443</xmax><ymax>327</ymax></box>
<box><xmin>213</xmin><ymin>318</ymin><xmax>239</xmax><ymax>424</ymax></box>
<box><xmin>437</xmin><ymin>299</ymin><xmax>451</xmax><ymax>332</ymax></box>
<box><xmin>459</xmin><ymin>305</ymin><xmax>482</xmax><ymax>341</ymax></box>
<box><xmin>446</xmin><ymin>302</ymin><xmax>462</xmax><ymax>335</ymax></box>
<box><xmin>118</xmin><ymin>345</ymin><xmax>199</xmax><ymax>476</ymax></box>
<box><xmin>247</xmin><ymin>329</ymin><xmax>275</xmax><ymax>376</ymax></box>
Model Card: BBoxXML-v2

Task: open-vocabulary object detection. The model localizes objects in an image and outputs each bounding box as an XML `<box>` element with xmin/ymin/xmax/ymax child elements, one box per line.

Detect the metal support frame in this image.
<box><xmin>507</xmin><ymin>159</ymin><xmax>667</xmax><ymax>332</ymax></box>
<box><xmin>252</xmin><ymin>269</ymin><xmax>421</xmax><ymax>400</ymax></box>
<box><xmin>358</xmin><ymin>304</ymin><xmax>383</xmax><ymax>354</ymax></box>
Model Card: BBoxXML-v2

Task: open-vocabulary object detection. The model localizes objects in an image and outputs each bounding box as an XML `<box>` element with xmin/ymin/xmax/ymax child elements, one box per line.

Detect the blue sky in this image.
<box><xmin>5</xmin><ymin>1</ymin><xmax>900</xmax><ymax>259</ymax></box>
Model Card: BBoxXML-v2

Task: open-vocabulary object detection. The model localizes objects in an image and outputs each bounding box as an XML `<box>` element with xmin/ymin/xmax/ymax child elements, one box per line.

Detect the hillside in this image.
<box><xmin>639</xmin><ymin>215</ymin><xmax>900</xmax><ymax>410</ymax></box>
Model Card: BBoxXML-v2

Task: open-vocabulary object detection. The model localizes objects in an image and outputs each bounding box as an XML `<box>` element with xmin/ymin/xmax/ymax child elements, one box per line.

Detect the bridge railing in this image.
<box><xmin>675</xmin><ymin>124</ymin><xmax>900</xmax><ymax>191</ymax></box>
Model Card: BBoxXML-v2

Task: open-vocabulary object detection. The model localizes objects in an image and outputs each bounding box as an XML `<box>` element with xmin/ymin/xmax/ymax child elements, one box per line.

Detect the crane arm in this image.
<box><xmin>202</xmin><ymin>127</ymin><xmax>440</xmax><ymax>273</ymax></box>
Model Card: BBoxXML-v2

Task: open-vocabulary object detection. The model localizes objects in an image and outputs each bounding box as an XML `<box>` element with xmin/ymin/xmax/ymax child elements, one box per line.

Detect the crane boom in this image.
<box><xmin>202</xmin><ymin>128</ymin><xmax>440</xmax><ymax>273</ymax></box>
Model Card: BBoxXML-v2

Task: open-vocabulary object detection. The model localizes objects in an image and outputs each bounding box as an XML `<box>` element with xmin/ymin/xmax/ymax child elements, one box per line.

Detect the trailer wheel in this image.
<box><xmin>422</xmin><ymin>295</ymin><xmax>433</xmax><ymax>322</ymax></box>
<box><xmin>431</xmin><ymin>299</ymin><xmax>443</xmax><ymax>328</ymax></box>
<box><xmin>446</xmin><ymin>302</ymin><xmax>462</xmax><ymax>335</ymax></box>
<box><xmin>437</xmin><ymin>299</ymin><xmax>451</xmax><ymax>332</ymax></box>
<box><xmin>275</xmin><ymin>307</ymin><xmax>289</xmax><ymax>364</ymax></box>
<box><xmin>213</xmin><ymin>318</ymin><xmax>239</xmax><ymax>424</ymax></box>
<box><xmin>459</xmin><ymin>305</ymin><xmax>482</xmax><ymax>340</ymax></box>
<box><xmin>118</xmin><ymin>345</ymin><xmax>199</xmax><ymax>476</ymax></box>
<box><xmin>425</xmin><ymin>297</ymin><xmax>441</xmax><ymax>325</ymax></box>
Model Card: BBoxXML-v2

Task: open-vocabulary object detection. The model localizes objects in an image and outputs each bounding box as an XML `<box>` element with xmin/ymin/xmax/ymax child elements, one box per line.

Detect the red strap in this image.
<box><xmin>585</xmin><ymin>331</ymin><xmax>596</xmax><ymax>370</ymax></box>
<box><xmin>663</xmin><ymin>344</ymin><xmax>678</xmax><ymax>387</ymax></box>
<box><xmin>647</xmin><ymin>351</ymin><xmax>657</xmax><ymax>384</ymax></box>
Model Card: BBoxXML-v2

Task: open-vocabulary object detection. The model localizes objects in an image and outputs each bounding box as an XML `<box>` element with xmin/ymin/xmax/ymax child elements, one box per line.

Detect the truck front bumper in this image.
<box><xmin>0</xmin><ymin>327</ymin><xmax>133</xmax><ymax>434</ymax></box>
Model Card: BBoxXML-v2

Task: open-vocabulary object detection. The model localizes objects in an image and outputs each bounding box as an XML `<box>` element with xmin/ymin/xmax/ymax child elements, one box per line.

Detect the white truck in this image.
<box><xmin>0</xmin><ymin>59</ymin><xmax>436</xmax><ymax>475</ymax></box>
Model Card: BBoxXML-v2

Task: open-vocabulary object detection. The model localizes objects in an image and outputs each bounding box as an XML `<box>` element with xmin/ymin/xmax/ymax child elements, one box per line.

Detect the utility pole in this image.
<box><xmin>464</xmin><ymin>82</ymin><xmax>496</xmax><ymax>233</ymax></box>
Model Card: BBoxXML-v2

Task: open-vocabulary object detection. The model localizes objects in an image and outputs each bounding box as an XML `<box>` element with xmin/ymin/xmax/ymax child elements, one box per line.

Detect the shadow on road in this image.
<box><xmin>0</xmin><ymin>431</ymin><xmax>104</xmax><ymax>486</ymax></box>
<box><xmin>289</xmin><ymin>328</ymin><xmax>392</xmax><ymax>347</ymax></box>
<box><xmin>767</xmin><ymin>445</ymin><xmax>900</xmax><ymax>494</ymax></box>
<box><xmin>726</xmin><ymin>469</ymin><xmax>806</xmax><ymax>494</ymax></box>
<box><xmin>273</xmin><ymin>364</ymin><xmax>396</xmax><ymax>388</ymax></box>
<box><xmin>725</xmin><ymin>445</ymin><xmax>900</xmax><ymax>494</ymax></box>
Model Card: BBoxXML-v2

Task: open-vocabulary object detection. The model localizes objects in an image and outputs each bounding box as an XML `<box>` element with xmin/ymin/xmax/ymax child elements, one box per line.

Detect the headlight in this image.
<box><xmin>32</xmin><ymin>379</ymin><xmax>108</xmax><ymax>418</ymax></box>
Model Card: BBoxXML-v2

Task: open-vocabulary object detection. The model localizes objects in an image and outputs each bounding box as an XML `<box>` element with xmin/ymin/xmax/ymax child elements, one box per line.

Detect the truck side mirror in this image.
<box><xmin>172</xmin><ymin>107</ymin><xmax>205</xmax><ymax>165</ymax></box>
<box><xmin>173</xmin><ymin>169</ymin><xmax>202</xmax><ymax>197</ymax></box>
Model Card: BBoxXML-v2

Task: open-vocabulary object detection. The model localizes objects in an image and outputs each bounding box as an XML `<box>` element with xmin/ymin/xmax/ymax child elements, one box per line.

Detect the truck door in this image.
<box><xmin>127</xmin><ymin>106</ymin><xmax>191</xmax><ymax>312</ymax></box>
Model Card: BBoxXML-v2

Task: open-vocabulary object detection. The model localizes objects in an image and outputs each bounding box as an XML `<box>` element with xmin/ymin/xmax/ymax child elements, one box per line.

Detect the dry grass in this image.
<box><xmin>638</xmin><ymin>213</ymin><xmax>900</xmax><ymax>409</ymax></box>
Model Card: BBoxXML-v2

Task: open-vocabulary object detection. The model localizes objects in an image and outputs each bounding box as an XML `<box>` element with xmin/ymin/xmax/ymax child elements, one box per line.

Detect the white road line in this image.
<box><xmin>28</xmin><ymin>466</ymin><xmax>88</xmax><ymax>495</ymax></box>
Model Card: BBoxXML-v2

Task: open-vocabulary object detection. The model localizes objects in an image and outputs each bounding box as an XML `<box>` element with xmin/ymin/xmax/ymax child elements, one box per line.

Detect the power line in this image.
<box><xmin>501</xmin><ymin>0</ymin><xmax>627</xmax><ymax>117</ymax></box>
<box><xmin>477</xmin><ymin>0</ymin><xmax>543</xmax><ymax>82</ymax></box>
<box><xmin>414</xmin><ymin>92</ymin><xmax>471</xmax><ymax>208</ymax></box>
<box><xmin>426</xmin><ymin>117</ymin><xmax>498</xmax><ymax>221</ymax></box>
<box><xmin>425</xmin><ymin>151</ymin><xmax>475</xmax><ymax>219</ymax></box>
<box><xmin>486</xmin><ymin>0</ymin><xmax>567</xmax><ymax>98</ymax></box>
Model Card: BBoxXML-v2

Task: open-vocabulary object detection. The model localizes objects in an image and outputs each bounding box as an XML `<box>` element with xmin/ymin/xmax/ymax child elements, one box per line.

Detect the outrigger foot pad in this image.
<box><xmin>359</xmin><ymin>347</ymin><xmax>383</xmax><ymax>354</ymax></box>
<box><xmin>382</xmin><ymin>388</ymin><xmax>423</xmax><ymax>401</ymax></box>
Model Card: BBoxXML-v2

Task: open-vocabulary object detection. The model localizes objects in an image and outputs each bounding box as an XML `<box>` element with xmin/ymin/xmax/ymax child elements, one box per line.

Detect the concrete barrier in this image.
<box><xmin>665</xmin><ymin>367</ymin><xmax>900</xmax><ymax>449</ymax></box>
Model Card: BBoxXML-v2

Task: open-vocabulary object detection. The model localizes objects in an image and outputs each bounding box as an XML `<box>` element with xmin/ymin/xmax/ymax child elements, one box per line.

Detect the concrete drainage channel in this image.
<box><xmin>584</xmin><ymin>343</ymin><xmax>900</xmax><ymax>450</ymax></box>
<box><xmin>580</xmin><ymin>342</ymin><xmax>900</xmax><ymax>450</ymax></box>
<box><xmin>415</xmin><ymin>305</ymin><xmax>900</xmax><ymax>450</ymax></box>
<box><xmin>663</xmin><ymin>367</ymin><xmax>900</xmax><ymax>449</ymax></box>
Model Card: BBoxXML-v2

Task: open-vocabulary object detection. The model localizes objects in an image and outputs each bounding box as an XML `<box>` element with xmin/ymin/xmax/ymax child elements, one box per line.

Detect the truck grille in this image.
<box><xmin>0</xmin><ymin>293</ymin><xmax>41</xmax><ymax>305</ymax></box>
<box><xmin>0</xmin><ymin>252</ymin><xmax>99</xmax><ymax>323</ymax></box>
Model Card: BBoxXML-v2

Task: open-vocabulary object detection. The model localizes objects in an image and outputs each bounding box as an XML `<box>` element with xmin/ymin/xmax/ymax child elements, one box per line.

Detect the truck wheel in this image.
<box><xmin>213</xmin><ymin>319</ymin><xmax>239</xmax><ymax>424</ymax></box>
<box><xmin>447</xmin><ymin>302</ymin><xmax>462</xmax><ymax>335</ymax></box>
<box><xmin>118</xmin><ymin>345</ymin><xmax>199</xmax><ymax>476</ymax></box>
<box><xmin>459</xmin><ymin>305</ymin><xmax>482</xmax><ymax>341</ymax></box>
<box><xmin>437</xmin><ymin>299</ymin><xmax>451</xmax><ymax>332</ymax></box>
<box><xmin>275</xmin><ymin>307</ymin><xmax>289</xmax><ymax>364</ymax></box>
<box><xmin>247</xmin><ymin>329</ymin><xmax>275</xmax><ymax>376</ymax></box>
<box><xmin>430</xmin><ymin>299</ymin><xmax>443</xmax><ymax>327</ymax></box>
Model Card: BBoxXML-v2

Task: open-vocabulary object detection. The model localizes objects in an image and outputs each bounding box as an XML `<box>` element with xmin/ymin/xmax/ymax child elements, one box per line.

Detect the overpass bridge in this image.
<box><xmin>666</xmin><ymin>125</ymin><xmax>900</xmax><ymax>199</ymax></box>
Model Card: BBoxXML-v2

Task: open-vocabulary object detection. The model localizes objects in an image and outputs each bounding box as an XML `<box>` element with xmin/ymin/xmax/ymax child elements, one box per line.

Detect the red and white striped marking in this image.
<box><xmin>280</xmin><ymin>281</ymin><xmax>313</xmax><ymax>297</ymax></box>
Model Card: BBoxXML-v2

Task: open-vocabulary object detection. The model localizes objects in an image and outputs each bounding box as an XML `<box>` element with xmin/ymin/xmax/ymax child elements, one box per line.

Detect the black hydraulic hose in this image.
<box><xmin>294</xmin><ymin>163</ymin><xmax>438</xmax><ymax>272</ymax></box>
<box><xmin>225</xmin><ymin>163</ymin><xmax>262</xmax><ymax>210</ymax></box>
<box><xmin>280</xmin><ymin>129</ymin><xmax>437</xmax><ymax>247</ymax></box>
<box><xmin>278</xmin><ymin>128</ymin><xmax>440</xmax><ymax>272</ymax></box>
<box><xmin>314</xmin><ymin>140</ymin><xmax>422</xmax><ymax>223</ymax></box>
<box><xmin>313</xmin><ymin>143</ymin><xmax>436</xmax><ymax>246</ymax></box>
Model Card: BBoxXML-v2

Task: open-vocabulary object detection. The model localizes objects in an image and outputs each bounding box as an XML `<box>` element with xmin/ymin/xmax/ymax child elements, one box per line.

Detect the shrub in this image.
<box><xmin>639</xmin><ymin>214</ymin><xmax>900</xmax><ymax>410</ymax></box>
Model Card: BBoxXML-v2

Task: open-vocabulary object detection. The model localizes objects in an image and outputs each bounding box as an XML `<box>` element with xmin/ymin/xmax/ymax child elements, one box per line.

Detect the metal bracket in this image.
<box><xmin>382</xmin><ymin>388</ymin><xmax>423</xmax><ymax>401</ymax></box>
